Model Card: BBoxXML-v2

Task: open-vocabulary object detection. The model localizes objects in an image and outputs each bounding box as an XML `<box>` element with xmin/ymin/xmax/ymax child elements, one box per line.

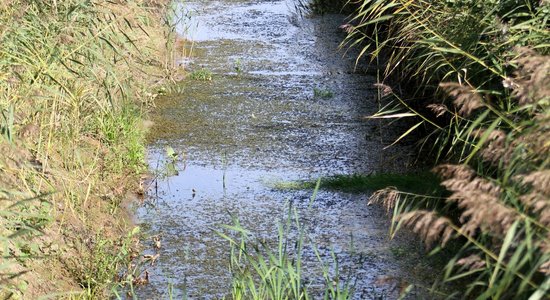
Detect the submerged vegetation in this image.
<box><xmin>272</xmin><ymin>172</ymin><xmax>443</xmax><ymax>195</ymax></box>
<box><xmin>313</xmin><ymin>87</ymin><xmax>334</xmax><ymax>99</ymax></box>
<box><xmin>0</xmin><ymin>0</ymin><xmax>176</xmax><ymax>297</ymax></box>
<box><xmin>340</xmin><ymin>0</ymin><xmax>550</xmax><ymax>298</ymax></box>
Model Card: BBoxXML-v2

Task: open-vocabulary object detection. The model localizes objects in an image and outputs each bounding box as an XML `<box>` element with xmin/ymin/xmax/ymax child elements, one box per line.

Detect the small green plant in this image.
<box><xmin>164</xmin><ymin>145</ymin><xmax>180</xmax><ymax>177</ymax></box>
<box><xmin>218</xmin><ymin>181</ymin><xmax>354</xmax><ymax>300</ymax></box>
<box><xmin>234</xmin><ymin>58</ymin><xmax>244</xmax><ymax>77</ymax></box>
<box><xmin>313</xmin><ymin>87</ymin><xmax>334</xmax><ymax>99</ymax></box>
<box><xmin>70</xmin><ymin>227</ymin><xmax>141</xmax><ymax>299</ymax></box>
<box><xmin>0</xmin><ymin>105</ymin><xmax>14</xmax><ymax>142</ymax></box>
<box><xmin>188</xmin><ymin>68</ymin><xmax>213</xmax><ymax>81</ymax></box>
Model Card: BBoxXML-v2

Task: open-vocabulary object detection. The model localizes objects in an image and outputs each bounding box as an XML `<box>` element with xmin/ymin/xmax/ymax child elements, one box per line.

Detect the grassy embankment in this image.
<box><xmin>0</xmin><ymin>0</ymin><xmax>179</xmax><ymax>298</ymax></box>
<box><xmin>334</xmin><ymin>0</ymin><xmax>549</xmax><ymax>298</ymax></box>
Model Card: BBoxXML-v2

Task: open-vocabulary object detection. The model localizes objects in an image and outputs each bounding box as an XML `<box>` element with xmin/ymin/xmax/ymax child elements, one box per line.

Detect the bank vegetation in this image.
<box><xmin>342</xmin><ymin>0</ymin><xmax>549</xmax><ymax>298</ymax></box>
<box><xmin>0</xmin><ymin>0</ymin><xmax>177</xmax><ymax>298</ymax></box>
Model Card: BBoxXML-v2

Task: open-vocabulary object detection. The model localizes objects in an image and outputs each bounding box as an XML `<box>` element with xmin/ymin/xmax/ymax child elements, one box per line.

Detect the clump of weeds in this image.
<box><xmin>313</xmin><ymin>87</ymin><xmax>334</xmax><ymax>99</ymax></box>
<box><xmin>218</xmin><ymin>183</ymin><xmax>355</xmax><ymax>299</ymax></box>
<box><xmin>188</xmin><ymin>68</ymin><xmax>213</xmax><ymax>81</ymax></box>
<box><xmin>234</xmin><ymin>58</ymin><xmax>244</xmax><ymax>77</ymax></box>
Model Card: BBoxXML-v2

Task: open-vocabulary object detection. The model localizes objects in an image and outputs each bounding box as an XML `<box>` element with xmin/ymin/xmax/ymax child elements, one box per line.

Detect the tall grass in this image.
<box><xmin>0</xmin><ymin>0</ymin><xmax>174</xmax><ymax>297</ymax></box>
<box><xmin>342</xmin><ymin>0</ymin><xmax>549</xmax><ymax>298</ymax></box>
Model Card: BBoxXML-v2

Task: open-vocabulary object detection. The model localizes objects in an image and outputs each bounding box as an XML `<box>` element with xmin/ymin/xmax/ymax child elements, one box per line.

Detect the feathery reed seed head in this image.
<box><xmin>432</xmin><ymin>164</ymin><xmax>476</xmax><ymax>181</ymax></box>
<box><xmin>398</xmin><ymin>211</ymin><xmax>455</xmax><ymax>248</ymax></box>
<box><xmin>427</xmin><ymin>103</ymin><xmax>448</xmax><ymax>118</ymax></box>
<box><xmin>456</xmin><ymin>254</ymin><xmax>486</xmax><ymax>270</ymax></box>
<box><xmin>439</xmin><ymin>82</ymin><xmax>484</xmax><ymax>116</ymax></box>
<box><xmin>511</xmin><ymin>48</ymin><xmax>550</xmax><ymax>105</ymax></box>
<box><xmin>368</xmin><ymin>187</ymin><xmax>400</xmax><ymax>213</ymax></box>
<box><xmin>373</xmin><ymin>83</ymin><xmax>393</xmax><ymax>98</ymax></box>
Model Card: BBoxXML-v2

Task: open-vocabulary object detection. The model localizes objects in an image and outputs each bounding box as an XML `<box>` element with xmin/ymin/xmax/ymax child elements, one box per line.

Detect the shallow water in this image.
<box><xmin>135</xmin><ymin>0</ymin><xmax>436</xmax><ymax>299</ymax></box>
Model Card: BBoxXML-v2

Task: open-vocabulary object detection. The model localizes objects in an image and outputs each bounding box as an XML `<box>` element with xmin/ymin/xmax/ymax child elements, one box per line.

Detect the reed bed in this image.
<box><xmin>0</xmin><ymin>0</ymin><xmax>175</xmax><ymax>298</ymax></box>
<box><xmin>341</xmin><ymin>0</ymin><xmax>549</xmax><ymax>298</ymax></box>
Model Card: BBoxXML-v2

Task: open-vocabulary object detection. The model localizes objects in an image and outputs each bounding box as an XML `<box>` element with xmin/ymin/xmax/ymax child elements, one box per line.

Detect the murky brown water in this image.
<box><xmin>135</xmin><ymin>1</ymin><xmax>438</xmax><ymax>299</ymax></box>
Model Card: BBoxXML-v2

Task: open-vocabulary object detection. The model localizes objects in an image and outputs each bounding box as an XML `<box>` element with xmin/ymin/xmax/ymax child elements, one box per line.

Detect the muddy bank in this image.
<box><xmin>135</xmin><ymin>1</ymin><xmax>440</xmax><ymax>299</ymax></box>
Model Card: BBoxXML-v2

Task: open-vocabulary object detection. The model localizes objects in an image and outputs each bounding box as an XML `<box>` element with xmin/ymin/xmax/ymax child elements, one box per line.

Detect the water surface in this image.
<box><xmin>136</xmin><ymin>1</ymin><xmax>436</xmax><ymax>298</ymax></box>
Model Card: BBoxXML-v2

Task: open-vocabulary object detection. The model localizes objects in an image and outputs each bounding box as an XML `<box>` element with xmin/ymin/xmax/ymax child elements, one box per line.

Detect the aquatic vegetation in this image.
<box><xmin>313</xmin><ymin>87</ymin><xmax>334</xmax><ymax>99</ymax></box>
<box><xmin>218</xmin><ymin>183</ymin><xmax>353</xmax><ymax>300</ymax></box>
<box><xmin>343</xmin><ymin>0</ymin><xmax>550</xmax><ymax>298</ymax></box>
<box><xmin>271</xmin><ymin>172</ymin><xmax>443</xmax><ymax>195</ymax></box>
<box><xmin>188</xmin><ymin>68</ymin><xmax>213</xmax><ymax>81</ymax></box>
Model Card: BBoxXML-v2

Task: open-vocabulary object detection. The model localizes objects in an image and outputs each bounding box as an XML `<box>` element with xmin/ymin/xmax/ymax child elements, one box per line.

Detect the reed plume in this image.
<box><xmin>398</xmin><ymin>211</ymin><xmax>454</xmax><ymax>248</ymax></box>
<box><xmin>439</xmin><ymin>83</ymin><xmax>484</xmax><ymax>117</ymax></box>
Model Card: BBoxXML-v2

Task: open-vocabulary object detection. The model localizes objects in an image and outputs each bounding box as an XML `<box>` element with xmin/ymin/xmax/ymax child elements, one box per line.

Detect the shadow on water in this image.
<box><xmin>134</xmin><ymin>0</ymin><xmax>443</xmax><ymax>299</ymax></box>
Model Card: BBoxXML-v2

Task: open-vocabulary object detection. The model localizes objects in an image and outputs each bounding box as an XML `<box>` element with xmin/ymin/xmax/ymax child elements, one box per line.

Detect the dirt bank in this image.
<box><xmin>0</xmin><ymin>0</ymin><xmax>176</xmax><ymax>298</ymax></box>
